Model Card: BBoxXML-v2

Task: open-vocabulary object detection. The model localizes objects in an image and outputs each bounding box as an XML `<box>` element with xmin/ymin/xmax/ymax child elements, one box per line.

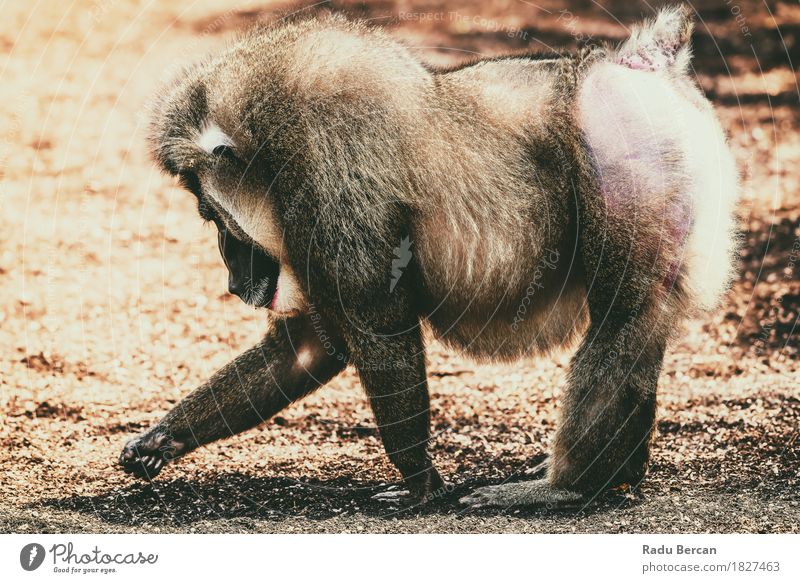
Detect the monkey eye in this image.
<box><xmin>197</xmin><ymin>197</ymin><xmax>216</xmax><ymax>223</ymax></box>
<box><xmin>212</xmin><ymin>144</ymin><xmax>235</xmax><ymax>158</ymax></box>
<box><xmin>178</xmin><ymin>171</ymin><xmax>202</xmax><ymax>198</ymax></box>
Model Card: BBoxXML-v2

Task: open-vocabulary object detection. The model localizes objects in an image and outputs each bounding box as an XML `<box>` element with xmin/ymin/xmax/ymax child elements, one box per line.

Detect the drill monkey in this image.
<box><xmin>121</xmin><ymin>6</ymin><xmax>738</xmax><ymax>507</ymax></box>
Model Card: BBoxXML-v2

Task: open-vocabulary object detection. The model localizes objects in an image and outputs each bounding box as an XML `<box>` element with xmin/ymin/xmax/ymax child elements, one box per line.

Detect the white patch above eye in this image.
<box><xmin>196</xmin><ymin>122</ymin><xmax>234</xmax><ymax>154</ymax></box>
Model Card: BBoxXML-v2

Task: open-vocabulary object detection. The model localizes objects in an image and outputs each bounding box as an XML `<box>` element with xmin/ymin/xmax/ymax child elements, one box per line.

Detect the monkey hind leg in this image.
<box><xmin>462</xmin><ymin>277</ymin><xmax>678</xmax><ymax>509</ymax></box>
<box><xmin>462</xmin><ymin>159</ymin><xmax>693</xmax><ymax>508</ymax></box>
<box><xmin>547</xmin><ymin>169</ymin><xmax>689</xmax><ymax>499</ymax></box>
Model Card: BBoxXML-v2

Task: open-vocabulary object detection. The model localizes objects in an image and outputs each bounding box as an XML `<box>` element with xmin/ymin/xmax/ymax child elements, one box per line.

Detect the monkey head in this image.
<box><xmin>169</xmin><ymin>161</ymin><xmax>281</xmax><ymax>309</ymax></box>
<box><xmin>148</xmin><ymin>62</ymin><xmax>311</xmax><ymax>314</ymax></box>
<box><xmin>147</xmin><ymin>17</ymin><xmax>426</xmax><ymax>317</ymax></box>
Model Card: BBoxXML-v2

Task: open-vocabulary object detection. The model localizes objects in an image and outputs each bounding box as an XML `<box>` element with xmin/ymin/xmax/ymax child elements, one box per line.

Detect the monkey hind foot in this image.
<box><xmin>460</xmin><ymin>479</ymin><xmax>584</xmax><ymax>509</ymax></box>
<box><xmin>118</xmin><ymin>428</ymin><xmax>186</xmax><ymax>480</ymax></box>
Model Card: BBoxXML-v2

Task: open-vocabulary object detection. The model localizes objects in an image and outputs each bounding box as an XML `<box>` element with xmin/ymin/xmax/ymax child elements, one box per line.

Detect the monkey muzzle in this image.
<box><xmin>218</xmin><ymin>228</ymin><xmax>280</xmax><ymax>309</ymax></box>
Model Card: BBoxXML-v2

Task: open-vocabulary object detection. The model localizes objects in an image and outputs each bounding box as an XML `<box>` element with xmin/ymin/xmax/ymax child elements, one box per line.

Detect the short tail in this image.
<box><xmin>614</xmin><ymin>5</ymin><xmax>693</xmax><ymax>74</ymax></box>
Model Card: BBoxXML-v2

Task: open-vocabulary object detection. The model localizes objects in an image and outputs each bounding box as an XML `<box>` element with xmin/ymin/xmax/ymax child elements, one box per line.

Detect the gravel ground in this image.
<box><xmin>0</xmin><ymin>0</ymin><xmax>798</xmax><ymax>534</ymax></box>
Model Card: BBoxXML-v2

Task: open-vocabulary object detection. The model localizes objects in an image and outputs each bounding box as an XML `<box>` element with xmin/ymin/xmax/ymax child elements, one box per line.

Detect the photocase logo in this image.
<box><xmin>20</xmin><ymin>543</ymin><xmax>46</xmax><ymax>571</ymax></box>
<box><xmin>390</xmin><ymin>236</ymin><xmax>413</xmax><ymax>292</ymax></box>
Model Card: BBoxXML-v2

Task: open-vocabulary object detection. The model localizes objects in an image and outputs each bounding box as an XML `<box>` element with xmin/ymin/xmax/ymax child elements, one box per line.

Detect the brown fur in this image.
<box><xmin>122</xmin><ymin>7</ymin><xmax>738</xmax><ymax>508</ymax></box>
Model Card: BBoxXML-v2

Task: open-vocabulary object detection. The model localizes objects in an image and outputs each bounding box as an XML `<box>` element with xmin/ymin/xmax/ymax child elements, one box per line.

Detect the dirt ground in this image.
<box><xmin>0</xmin><ymin>0</ymin><xmax>798</xmax><ymax>534</ymax></box>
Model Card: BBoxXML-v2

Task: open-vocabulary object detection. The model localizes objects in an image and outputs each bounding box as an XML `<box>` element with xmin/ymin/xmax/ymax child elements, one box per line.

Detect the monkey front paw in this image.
<box><xmin>371</xmin><ymin>486</ymin><xmax>412</xmax><ymax>503</ymax></box>
<box><xmin>118</xmin><ymin>428</ymin><xmax>185</xmax><ymax>480</ymax></box>
<box><xmin>372</xmin><ymin>468</ymin><xmax>453</xmax><ymax>506</ymax></box>
<box><xmin>372</xmin><ymin>480</ymin><xmax>455</xmax><ymax>506</ymax></box>
<box><xmin>460</xmin><ymin>479</ymin><xmax>584</xmax><ymax>509</ymax></box>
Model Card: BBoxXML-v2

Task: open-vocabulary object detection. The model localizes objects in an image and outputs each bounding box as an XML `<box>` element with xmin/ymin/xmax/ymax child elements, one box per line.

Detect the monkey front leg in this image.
<box><xmin>119</xmin><ymin>315</ymin><xmax>346</xmax><ymax>479</ymax></box>
<box><xmin>350</xmin><ymin>329</ymin><xmax>445</xmax><ymax>503</ymax></box>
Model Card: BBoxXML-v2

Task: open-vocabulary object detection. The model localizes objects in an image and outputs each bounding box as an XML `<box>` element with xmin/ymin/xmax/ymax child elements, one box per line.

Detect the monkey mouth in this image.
<box><xmin>253</xmin><ymin>270</ymin><xmax>302</xmax><ymax>315</ymax></box>
<box><xmin>243</xmin><ymin>273</ymin><xmax>279</xmax><ymax>309</ymax></box>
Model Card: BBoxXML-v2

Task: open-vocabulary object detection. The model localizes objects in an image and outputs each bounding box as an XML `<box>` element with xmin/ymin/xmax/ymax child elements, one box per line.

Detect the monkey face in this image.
<box><xmin>217</xmin><ymin>227</ymin><xmax>280</xmax><ymax>309</ymax></box>
<box><xmin>174</xmin><ymin>166</ymin><xmax>290</xmax><ymax>311</ymax></box>
<box><xmin>150</xmin><ymin>79</ymin><xmax>310</xmax><ymax>314</ymax></box>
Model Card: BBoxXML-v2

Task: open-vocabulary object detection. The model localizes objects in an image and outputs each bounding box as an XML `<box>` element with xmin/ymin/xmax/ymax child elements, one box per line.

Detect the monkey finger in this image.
<box><xmin>371</xmin><ymin>488</ymin><xmax>411</xmax><ymax>503</ymax></box>
<box><xmin>118</xmin><ymin>446</ymin><xmax>139</xmax><ymax>464</ymax></box>
<box><xmin>152</xmin><ymin>458</ymin><xmax>164</xmax><ymax>474</ymax></box>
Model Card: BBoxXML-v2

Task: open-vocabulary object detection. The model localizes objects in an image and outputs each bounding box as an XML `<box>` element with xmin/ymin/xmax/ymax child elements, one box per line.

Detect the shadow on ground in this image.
<box><xmin>37</xmin><ymin>473</ymin><xmax>641</xmax><ymax>527</ymax></box>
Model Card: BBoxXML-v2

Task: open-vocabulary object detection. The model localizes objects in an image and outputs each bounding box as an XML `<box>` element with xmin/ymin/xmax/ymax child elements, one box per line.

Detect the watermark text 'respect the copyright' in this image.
<box><xmin>398</xmin><ymin>11</ymin><xmax>529</xmax><ymax>40</ymax></box>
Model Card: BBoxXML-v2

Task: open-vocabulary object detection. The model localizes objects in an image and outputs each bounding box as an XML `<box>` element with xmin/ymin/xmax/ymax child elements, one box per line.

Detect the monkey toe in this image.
<box><xmin>460</xmin><ymin>479</ymin><xmax>584</xmax><ymax>509</ymax></box>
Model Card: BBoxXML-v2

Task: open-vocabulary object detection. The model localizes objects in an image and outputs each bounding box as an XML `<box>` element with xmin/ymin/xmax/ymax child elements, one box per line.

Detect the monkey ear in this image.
<box><xmin>197</xmin><ymin>122</ymin><xmax>235</xmax><ymax>155</ymax></box>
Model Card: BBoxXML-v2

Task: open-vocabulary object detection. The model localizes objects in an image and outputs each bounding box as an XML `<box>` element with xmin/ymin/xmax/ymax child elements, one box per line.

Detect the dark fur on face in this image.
<box><xmin>217</xmin><ymin>227</ymin><xmax>279</xmax><ymax>307</ymax></box>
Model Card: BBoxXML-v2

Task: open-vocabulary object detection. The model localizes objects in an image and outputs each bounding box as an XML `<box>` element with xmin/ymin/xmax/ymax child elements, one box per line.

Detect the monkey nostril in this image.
<box><xmin>228</xmin><ymin>278</ymin><xmax>243</xmax><ymax>297</ymax></box>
